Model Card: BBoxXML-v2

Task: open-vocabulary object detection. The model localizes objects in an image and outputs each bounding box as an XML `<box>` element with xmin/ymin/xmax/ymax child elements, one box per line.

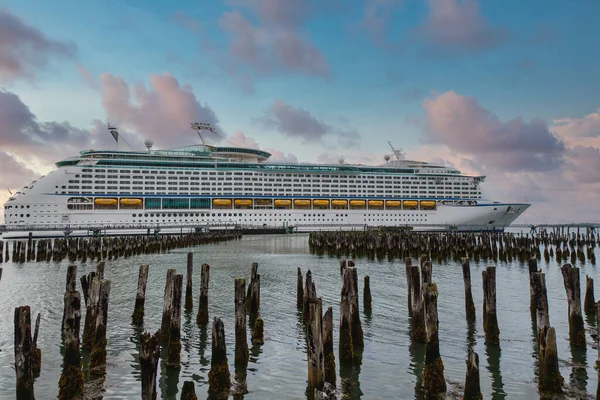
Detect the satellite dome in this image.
<box><xmin>384</xmin><ymin>154</ymin><xmax>391</xmax><ymax>162</ymax></box>
<box><xmin>338</xmin><ymin>157</ymin><xmax>344</xmax><ymax>164</ymax></box>
<box><xmin>144</xmin><ymin>139</ymin><xmax>154</xmax><ymax>150</ymax></box>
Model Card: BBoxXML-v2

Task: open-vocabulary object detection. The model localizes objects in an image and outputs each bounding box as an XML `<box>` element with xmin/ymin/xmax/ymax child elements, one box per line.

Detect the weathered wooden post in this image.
<box><xmin>538</xmin><ymin>325</ymin><xmax>563</xmax><ymax>394</ymax></box>
<box><xmin>185</xmin><ymin>252</ymin><xmax>194</xmax><ymax>310</ymax></box>
<box><xmin>208</xmin><ymin>317</ymin><xmax>231</xmax><ymax>398</ymax></box>
<box><xmin>339</xmin><ymin>266</ymin><xmax>363</xmax><ymax>363</ymax></box>
<box><xmin>196</xmin><ymin>263</ymin><xmax>210</xmax><ymax>325</ymax></box>
<box><xmin>161</xmin><ymin>269</ymin><xmax>176</xmax><ymax>342</ymax></box>
<box><xmin>14</xmin><ymin>306</ymin><xmax>34</xmax><ymax>399</ymax></box>
<box><xmin>307</xmin><ymin>298</ymin><xmax>324</xmax><ymax>396</ymax></box>
<box><xmin>252</xmin><ymin>318</ymin><xmax>264</xmax><ymax>345</ymax></box>
<box><xmin>58</xmin><ymin>290</ymin><xmax>83</xmax><ymax>400</ymax></box>
<box><xmin>180</xmin><ymin>381</ymin><xmax>198</xmax><ymax>400</ymax></box>
<box><xmin>246</xmin><ymin>262</ymin><xmax>260</xmax><ymax>320</ymax></box>
<box><xmin>304</xmin><ymin>269</ymin><xmax>317</xmax><ymax>321</ymax></box>
<box><xmin>322</xmin><ymin>307</ymin><xmax>336</xmax><ymax>387</ymax></box>
<box><xmin>82</xmin><ymin>262</ymin><xmax>105</xmax><ymax>349</ymax></box>
<box><xmin>560</xmin><ymin>264</ymin><xmax>586</xmax><ymax>347</ymax></box>
<box><xmin>482</xmin><ymin>266</ymin><xmax>500</xmax><ymax>345</ymax></box>
<box><xmin>63</xmin><ymin>264</ymin><xmax>77</xmax><ymax>332</ymax></box>
<box><xmin>89</xmin><ymin>279</ymin><xmax>111</xmax><ymax>374</ymax></box>
<box><xmin>421</xmin><ymin>283</ymin><xmax>446</xmax><ymax>398</ymax></box>
<box><xmin>463</xmin><ymin>351</ymin><xmax>482</xmax><ymax>400</ymax></box>
<box><xmin>528</xmin><ymin>258</ymin><xmax>538</xmax><ymax>319</ymax></box>
<box><xmin>31</xmin><ymin>313</ymin><xmax>41</xmax><ymax>376</ymax></box>
<box><xmin>235</xmin><ymin>278</ymin><xmax>249</xmax><ymax>366</ymax></box>
<box><xmin>583</xmin><ymin>275</ymin><xmax>595</xmax><ymax>315</ymax></box>
<box><xmin>462</xmin><ymin>258</ymin><xmax>476</xmax><ymax>323</ymax></box>
<box><xmin>297</xmin><ymin>267</ymin><xmax>304</xmax><ymax>309</ymax></box>
<box><xmin>532</xmin><ymin>272</ymin><xmax>550</xmax><ymax>332</ymax></box>
<box><xmin>132</xmin><ymin>264</ymin><xmax>149</xmax><ymax>325</ymax></box>
<box><xmin>166</xmin><ymin>274</ymin><xmax>183</xmax><ymax>368</ymax></box>
<box><xmin>139</xmin><ymin>329</ymin><xmax>160</xmax><ymax>400</ymax></box>
<box><xmin>363</xmin><ymin>276</ymin><xmax>372</xmax><ymax>311</ymax></box>
<box><xmin>407</xmin><ymin>262</ymin><xmax>426</xmax><ymax>342</ymax></box>
<box><xmin>405</xmin><ymin>257</ymin><xmax>413</xmax><ymax>316</ymax></box>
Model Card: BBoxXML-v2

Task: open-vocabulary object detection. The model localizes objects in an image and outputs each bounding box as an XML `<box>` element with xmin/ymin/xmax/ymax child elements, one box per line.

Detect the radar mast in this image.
<box><xmin>191</xmin><ymin>122</ymin><xmax>216</xmax><ymax>145</ymax></box>
<box><xmin>387</xmin><ymin>141</ymin><xmax>405</xmax><ymax>160</ymax></box>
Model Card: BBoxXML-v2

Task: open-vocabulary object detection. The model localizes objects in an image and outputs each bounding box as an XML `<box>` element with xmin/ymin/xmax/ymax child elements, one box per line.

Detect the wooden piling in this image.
<box><xmin>58</xmin><ymin>290</ymin><xmax>83</xmax><ymax>400</ymax></box>
<box><xmin>89</xmin><ymin>279</ymin><xmax>111</xmax><ymax>375</ymax></box>
<box><xmin>161</xmin><ymin>269</ymin><xmax>176</xmax><ymax>342</ymax></box>
<box><xmin>208</xmin><ymin>317</ymin><xmax>231</xmax><ymax>398</ymax></box>
<box><xmin>583</xmin><ymin>275</ymin><xmax>595</xmax><ymax>315</ymax></box>
<box><xmin>31</xmin><ymin>313</ymin><xmax>41</xmax><ymax>376</ymax></box>
<box><xmin>463</xmin><ymin>351</ymin><xmax>482</xmax><ymax>400</ymax></box>
<box><xmin>196</xmin><ymin>263</ymin><xmax>210</xmax><ymax>325</ymax></box>
<box><xmin>363</xmin><ymin>276</ymin><xmax>372</xmax><ymax>311</ymax></box>
<box><xmin>235</xmin><ymin>278</ymin><xmax>249</xmax><ymax>366</ymax></box>
<box><xmin>405</xmin><ymin>258</ymin><xmax>413</xmax><ymax>317</ymax></box>
<box><xmin>339</xmin><ymin>270</ymin><xmax>354</xmax><ymax>364</ymax></box>
<box><xmin>297</xmin><ymin>267</ymin><xmax>304</xmax><ymax>309</ymax></box>
<box><xmin>560</xmin><ymin>264</ymin><xmax>586</xmax><ymax>347</ymax></box>
<box><xmin>180</xmin><ymin>381</ymin><xmax>198</xmax><ymax>400</ymax></box>
<box><xmin>132</xmin><ymin>264</ymin><xmax>149</xmax><ymax>325</ymax></box>
<box><xmin>532</xmin><ymin>272</ymin><xmax>550</xmax><ymax>332</ymax></box>
<box><xmin>166</xmin><ymin>274</ymin><xmax>183</xmax><ymax>369</ymax></box>
<box><xmin>482</xmin><ymin>266</ymin><xmax>500</xmax><ymax>345</ymax></box>
<box><xmin>307</xmin><ymin>297</ymin><xmax>324</xmax><ymax>395</ymax></box>
<box><xmin>462</xmin><ymin>258</ymin><xmax>476</xmax><ymax>323</ymax></box>
<box><xmin>538</xmin><ymin>326</ymin><xmax>563</xmax><ymax>394</ymax></box>
<box><xmin>322</xmin><ymin>307</ymin><xmax>336</xmax><ymax>387</ymax></box>
<box><xmin>246</xmin><ymin>262</ymin><xmax>260</xmax><ymax>320</ymax></box>
<box><xmin>252</xmin><ymin>318</ymin><xmax>264</xmax><ymax>346</ymax></box>
<box><xmin>407</xmin><ymin>262</ymin><xmax>426</xmax><ymax>342</ymax></box>
<box><xmin>185</xmin><ymin>252</ymin><xmax>194</xmax><ymax>310</ymax></box>
<box><xmin>304</xmin><ymin>270</ymin><xmax>317</xmax><ymax>322</ymax></box>
<box><xmin>422</xmin><ymin>283</ymin><xmax>446</xmax><ymax>398</ymax></box>
<box><xmin>14</xmin><ymin>306</ymin><xmax>35</xmax><ymax>399</ymax></box>
<box><xmin>63</xmin><ymin>264</ymin><xmax>77</xmax><ymax>332</ymax></box>
<box><xmin>139</xmin><ymin>330</ymin><xmax>160</xmax><ymax>400</ymax></box>
<box><xmin>528</xmin><ymin>258</ymin><xmax>538</xmax><ymax>319</ymax></box>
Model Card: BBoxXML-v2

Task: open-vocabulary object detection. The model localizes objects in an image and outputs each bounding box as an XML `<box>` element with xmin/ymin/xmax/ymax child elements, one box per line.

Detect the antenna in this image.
<box><xmin>387</xmin><ymin>141</ymin><xmax>405</xmax><ymax>160</ymax></box>
<box><xmin>191</xmin><ymin>122</ymin><xmax>216</xmax><ymax>145</ymax></box>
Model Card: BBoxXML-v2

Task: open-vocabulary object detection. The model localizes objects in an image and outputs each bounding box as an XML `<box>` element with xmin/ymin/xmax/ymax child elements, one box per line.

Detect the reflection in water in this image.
<box><xmin>339</xmin><ymin>349</ymin><xmax>363</xmax><ymax>400</ymax></box>
<box><xmin>129</xmin><ymin>322</ymin><xmax>143</xmax><ymax>374</ymax></box>
<box><xmin>569</xmin><ymin>345</ymin><xmax>587</xmax><ymax>395</ymax></box>
<box><xmin>198</xmin><ymin>323</ymin><xmax>210</xmax><ymax>369</ymax></box>
<box><xmin>485</xmin><ymin>344</ymin><xmax>506</xmax><ymax>400</ymax></box>
<box><xmin>408</xmin><ymin>336</ymin><xmax>425</xmax><ymax>399</ymax></box>
<box><xmin>159</xmin><ymin>345</ymin><xmax>180</xmax><ymax>399</ymax></box>
<box><xmin>182</xmin><ymin>309</ymin><xmax>194</xmax><ymax>356</ymax></box>
<box><xmin>466</xmin><ymin>320</ymin><xmax>476</xmax><ymax>355</ymax></box>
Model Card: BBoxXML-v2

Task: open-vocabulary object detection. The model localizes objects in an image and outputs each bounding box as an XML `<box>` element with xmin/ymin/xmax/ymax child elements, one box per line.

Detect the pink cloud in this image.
<box><xmin>229</xmin><ymin>131</ymin><xmax>260</xmax><ymax>149</ymax></box>
<box><xmin>422</xmin><ymin>90</ymin><xmax>565</xmax><ymax>171</ymax></box>
<box><xmin>417</xmin><ymin>0</ymin><xmax>507</xmax><ymax>55</ymax></box>
<box><xmin>99</xmin><ymin>72</ymin><xmax>224</xmax><ymax>149</ymax></box>
<box><xmin>0</xmin><ymin>8</ymin><xmax>76</xmax><ymax>83</ymax></box>
<box><xmin>265</xmin><ymin>148</ymin><xmax>298</xmax><ymax>163</ymax></box>
<box><xmin>552</xmin><ymin>109</ymin><xmax>600</xmax><ymax>139</ymax></box>
<box><xmin>217</xmin><ymin>1</ymin><xmax>330</xmax><ymax>77</ymax></box>
<box><xmin>357</xmin><ymin>0</ymin><xmax>402</xmax><ymax>50</ymax></box>
<box><xmin>76</xmin><ymin>64</ymin><xmax>97</xmax><ymax>89</ymax></box>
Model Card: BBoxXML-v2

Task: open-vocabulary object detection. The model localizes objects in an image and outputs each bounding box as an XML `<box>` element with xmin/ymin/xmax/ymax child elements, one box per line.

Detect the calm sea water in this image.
<box><xmin>0</xmin><ymin>234</ymin><xmax>597</xmax><ymax>399</ymax></box>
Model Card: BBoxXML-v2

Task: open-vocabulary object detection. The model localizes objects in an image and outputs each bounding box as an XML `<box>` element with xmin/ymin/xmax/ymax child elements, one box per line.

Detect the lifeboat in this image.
<box><xmin>368</xmin><ymin>200</ymin><xmax>384</xmax><ymax>208</ymax></box>
<box><xmin>213</xmin><ymin>199</ymin><xmax>232</xmax><ymax>208</ymax></box>
<box><xmin>274</xmin><ymin>199</ymin><xmax>292</xmax><ymax>208</ymax></box>
<box><xmin>94</xmin><ymin>198</ymin><xmax>117</xmax><ymax>206</ymax></box>
<box><xmin>254</xmin><ymin>199</ymin><xmax>272</xmax><ymax>206</ymax></box>
<box><xmin>349</xmin><ymin>200</ymin><xmax>366</xmax><ymax>208</ymax></box>
<box><xmin>234</xmin><ymin>199</ymin><xmax>252</xmax><ymax>208</ymax></box>
<box><xmin>386</xmin><ymin>200</ymin><xmax>401</xmax><ymax>209</ymax></box>
<box><xmin>403</xmin><ymin>200</ymin><xmax>418</xmax><ymax>209</ymax></box>
<box><xmin>331</xmin><ymin>199</ymin><xmax>348</xmax><ymax>208</ymax></box>
<box><xmin>420</xmin><ymin>200</ymin><xmax>436</xmax><ymax>210</ymax></box>
<box><xmin>120</xmin><ymin>198</ymin><xmax>142</xmax><ymax>207</ymax></box>
<box><xmin>294</xmin><ymin>199</ymin><xmax>311</xmax><ymax>208</ymax></box>
<box><xmin>313</xmin><ymin>199</ymin><xmax>330</xmax><ymax>208</ymax></box>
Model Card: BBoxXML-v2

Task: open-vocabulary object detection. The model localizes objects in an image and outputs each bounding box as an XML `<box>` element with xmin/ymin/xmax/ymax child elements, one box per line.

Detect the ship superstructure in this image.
<box><xmin>3</xmin><ymin>123</ymin><xmax>529</xmax><ymax>236</ymax></box>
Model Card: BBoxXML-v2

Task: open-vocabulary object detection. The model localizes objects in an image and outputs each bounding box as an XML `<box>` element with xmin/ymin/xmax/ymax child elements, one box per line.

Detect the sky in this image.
<box><xmin>1</xmin><ymin>0</ymin><xmax>600</xmax><ymax>224</ymax></box>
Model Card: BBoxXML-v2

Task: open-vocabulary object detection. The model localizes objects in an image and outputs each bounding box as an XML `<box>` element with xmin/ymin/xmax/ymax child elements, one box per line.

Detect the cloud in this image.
<box><xmin>99</xmin><ymin>72</ymin><xmax>224</xmax><ymax>149</ymax></box>
<box><xmin>264</xmin><ymin>148</ymin><xmax>298</xmax><ymax>163</ymax></box>
<box><xmin>357</xmin><ymin>0</ymin><xmax>403</xmax><ymax>50</ymax></box>
<box><xmin>552</xmin><ymin>109</ymin><xmax>600</xmax><ymax>139</ymax></box>
<box><xmin>422</xmin><ymin>90</ymin><xmax>565</xmax><ymax>171</ymax></box>
<box><xmin>172</xmin><ymin>11</ymin><xmax>202</xmax><ymax>33</ymax></box>
<box><xmin>76</xmin><ymin>64</ymin><xmax>97</xmax><ymax>89</ymax></box>
<box><xmin>564</xmin><ymin>145</ymin><xmax>600</xmax><ymax>184</ymax></box>
<box><xmin>217</xmin><ymin>0</ymin><xmax>330</xmax><ymax>77</ymax></box>
<box><xmin>0</xmin><ymin>8</ymin><xmax>76</xmax><ymax>83</ymax></box>
<box><xmin>258</xmin><ymin>99</ymin><xmax>360</xmax><ymax>147</ymax></box>
<box><xmin>229</xmin><ymin>131</ymin><xmax>260</xmax><ymax>149</ymax></box>
<box><xmin>417</xmin><ymin>0</ymin><xmax>507</xmax><ymax>55</ymax></box>
<box><xmin>0</xmin><ymin>151</ymin><xmax>37</xmax><ymax>188</ymax></box>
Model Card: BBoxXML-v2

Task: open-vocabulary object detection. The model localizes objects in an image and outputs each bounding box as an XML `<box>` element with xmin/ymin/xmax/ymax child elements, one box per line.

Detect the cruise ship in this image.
<box><xmin>2</xmin><ymin>123</ymin><xmax>529</xmax><ymax>237</ymax></box>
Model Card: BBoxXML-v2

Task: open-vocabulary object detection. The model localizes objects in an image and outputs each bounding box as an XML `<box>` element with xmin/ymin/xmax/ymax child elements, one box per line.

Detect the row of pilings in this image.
<box><xmin>308</xmin><ymin>230</ymin><xmax>598</xmax><ymax>265</ymax></box>
<box><xmin>0</xmin><ymin>231</ymin><xmax>241</xmax><ymax>264</ymax></box>
<box><xmin>12</xmin><ymin>254</ymin><xmax>264</xmax><ymax>400</ymax></box>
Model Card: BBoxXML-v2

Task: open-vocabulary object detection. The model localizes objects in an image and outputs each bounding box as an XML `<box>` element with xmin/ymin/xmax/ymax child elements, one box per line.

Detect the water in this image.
<box><xmin>0</xmin><ymin>234</ymin><xmax>598</xmax><ymax>399</ymax></box>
